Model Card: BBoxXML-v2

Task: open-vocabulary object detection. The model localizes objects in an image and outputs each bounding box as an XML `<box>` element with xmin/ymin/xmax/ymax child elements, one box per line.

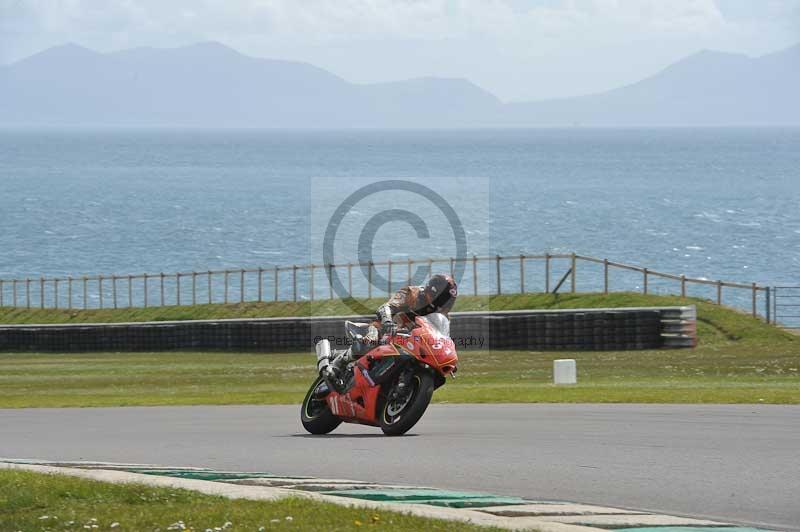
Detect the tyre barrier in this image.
<box><xmin>0</xmin><ymin>306</ymin><xmax>696</xmax><ymax>352</ymax></box>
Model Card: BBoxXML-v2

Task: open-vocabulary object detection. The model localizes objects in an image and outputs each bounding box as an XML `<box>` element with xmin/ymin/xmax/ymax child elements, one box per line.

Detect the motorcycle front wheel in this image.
<box><xmin>379</xmin><ymin>370</ymin><xmax>434</xmax><ymax>436</ymax></box>
<box><xmin>300</xmin><ymin>376</ymin><xmax>342</xmax><ymax>434</ymax></box>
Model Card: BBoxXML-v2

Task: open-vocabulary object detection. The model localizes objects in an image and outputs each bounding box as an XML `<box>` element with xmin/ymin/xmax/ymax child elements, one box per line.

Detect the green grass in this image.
<box><xmin>0</xmin><ymin>292</ymin><xmax>771</xmax><ymax>326</ymax></box>
<box><xmin>0</xmin><ymin>469</ymin><xmax>496</xmax><ymax>532</ymax></box>
<box><xmin>1</xmin><ymin>293</ymin><xmax>797</xmax><ymax>407</ymax></box>
<box><xmin>0</xmin><ymin>346</ymin><xmax>797</xmax><ymax>408</ymax></box>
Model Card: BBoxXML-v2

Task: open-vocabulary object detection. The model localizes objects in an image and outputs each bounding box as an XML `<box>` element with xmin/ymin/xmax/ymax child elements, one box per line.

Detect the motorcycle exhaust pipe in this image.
<box><xmin>315</xmin><ymin>339</ymin><xmax>332</xmax><ymax>373</ymax></box>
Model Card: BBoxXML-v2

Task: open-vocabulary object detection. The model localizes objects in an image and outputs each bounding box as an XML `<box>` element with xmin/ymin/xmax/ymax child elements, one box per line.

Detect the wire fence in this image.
<box><xmin>772</xmin><ymin>286</ymin><xmax>800</xmax><ymax>329</ymax></box>
<box><xmin>0</xmin><ymin>252</ymin><xmax>777</xmax><ymax>322</ymax></box>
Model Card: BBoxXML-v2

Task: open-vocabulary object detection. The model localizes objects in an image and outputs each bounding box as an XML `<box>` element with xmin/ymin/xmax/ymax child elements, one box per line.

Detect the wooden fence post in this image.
<box><xmin>39</xmin><ymin>277</ymin><xmax>45</xmax><ymax>308</ymax></box>
<box><xmin>292</xmin><ymin>265</ymin><xmax>298</xmax><ymax>302</ymax></box>
<box><xmin>603</xmin><ymin>259</ymin><xmax>609</xmax><ymax>294</ymax></box>
<box><xmin>570</xmin><ymin>253</ymin><xmax>576</xmax><ymax>293</ymax></box>
<box><xmin>0</xmin><ymin>280</ymin><xmax>3</xmax><ymax>307</ymax></box>
<box><xmin>717</xmin><ymin>280</ymin><xmax>722</xmax><ymax>305</ymax></box>
<box><xmin>773</xmin><ymin>286</ymin><xmax>777</xmax><ymax>324</ymax></box>
<box><xmin>328</xmin><ymin>264</ymin><xmax>333</xmax><ymax>300</ymax></box>
<box><xmin>368</xmin><ymin>261</ymin><xmax>373</xmax><ymax>299</ymax></box>
<box><xmin>54</xmin><ymin>279</ymin><xmax>59</xmax><ymax>309</ymax></box>
<box><xmin>99</xmin><ymin>276</ymin><xmax>104</xmax><ymax>309</ymax></box>
<box><xmin>495</xmin><ymin>255</ymin><xmax>501</xmax><ymax>295</ymax></box>
<box><xmin>348</xmin><ymin>263</ymin><xmax>353</xmax><ymax>296</ymax></box>
<box><xmin>13</xmin><ymin>279</ymin><xmax>18</xmax><ymax>308</ymax></box>
<box><xmin>82</xmin><ymin>277</ymin><xmax>87</xmax><ymax>309</ymax></box>
<box><xmin>208</xmin><ymin>271</ymin><xmax>213</xmax><ymax>304</ymax></box>
<box><xmin>310</xmin><ymin>265</ymin><xmax>315</xmax><ymax>301</ymax></box>
<box><xmin>388</xmin><ymin>260</ymin><xmax>393</xmax><ymax>295</ymax></box>
<box><xmin>143</xmin><ymin>274</ymin><xmax>148</xmax><ymax>308</ymax></box>
<box><xmin>128</xmin><ymin>275</ymin><xmax>133</xmax><ymax>307</ymax></box>
<box><xmin>273</xmin><ymin>267</ymin><xmax>278</xmax><ymax>301</ymax></box>
<box><xmin>752</xmin><ymin>282</ymin><xmax>757</xmax><ymax>317</ymax></box>
<box><xmin>68</xmin><ymin>277</ymin><xmax>73</xmax><ymax>309</ymax></box>
<box><xmin>160</xmin><ymin>273</ymin><xmax>165</xmax><ymax>307</ymax></box>
<box><xmin>519</xmin><ymin>255</ymin><xmax>525</xmax><ymax>293</ymax></box>
<box><xmin>472</xmin><ymin>255</ymin><xmax>478</xmax><ymax>296</ymax></box>
<box><xmin>192</xmin><ymin>272</ymin><xmax>197</xmax><ymax>305</ymax></box>
<box><xmin>26</xmin><ymin>278</ymin><xmax>31</xmax><ymax>309</ymax></box>
<box><xmin>112</xmin><ymin>275</ymin><xmax>118</xmax><ymax>309</ymax></box>
<box><xmin>545</xmin><ymin>253</ymin><xmax>550</xmax><ymax>293</ymax></box>
<box><xmin>680</xmin><ymin>275</ymin><xmax>686</xmax><ymax>297</ymax></box>
<box><xmin>766</xmin><ymin>286</ymin><xmax>771</xmax><ymax>323</ymax></box>
<box><xmin>176</xmin><ymin>273</ymin><xmax>181</xmax><ymax>306</ymax></box>
<box><xmin>643</xmin><ymin>268</ymin><xmax>648</xmax><ymax>295</ymax></box>
<box><xmin>224</xmin><ymin>271</ymin><xmax>229</xmax><ymax>304</ymax></box>
<box><xmin>240</xmin><ymin>269</ymin><xmax>245</xmax><ymax>303</ymax></box>
<box><xmin>257</xmin><ymin>268</ymin><xmax>263</xmax><ymax>302</ymax></box>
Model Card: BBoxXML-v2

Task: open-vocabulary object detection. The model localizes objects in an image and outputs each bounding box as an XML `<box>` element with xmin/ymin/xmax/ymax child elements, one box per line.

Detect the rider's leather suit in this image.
<box><xmin>377</xmin><ymin>284</ymin><xmax>456</xmax><ymax>329</ymax></box>
<box><xmin>333</xmin><ymin>284</ymin><xmax>456</xmax><ymax>370</ymax></box>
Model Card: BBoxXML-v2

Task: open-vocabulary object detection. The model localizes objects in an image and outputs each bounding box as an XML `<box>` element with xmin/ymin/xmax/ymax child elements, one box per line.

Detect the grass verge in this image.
<box><xmin>1</xmin><ymin>345</ymin><xmax>797</xmax><ymax>407</ymax></box>
<box><xmin>0</xmin><ymin>469</ymin><xmax>494</xmax><ymax>531</ymax></box>
<box><xmin>0</xmin><ymin>292</ymin><xmax>776</xmax><ymax>328</ymax></box>
<box><xmin>0</xmin><ymin>293</ymin><xmax>797</xmax><ymax>407</ymax></box>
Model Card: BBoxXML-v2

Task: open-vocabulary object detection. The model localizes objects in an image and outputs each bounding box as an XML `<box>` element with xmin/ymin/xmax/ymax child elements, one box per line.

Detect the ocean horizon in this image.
<box><xmin>1</xmin><ymin>127</ymin><xmax>798</xmax><ymax>309</ymax></box>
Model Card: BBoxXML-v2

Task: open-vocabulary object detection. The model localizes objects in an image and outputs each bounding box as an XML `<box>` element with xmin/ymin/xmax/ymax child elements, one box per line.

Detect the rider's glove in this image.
<box><xmin>382</xmin><ymin>319</ymin><xmax>397</xmax><ymax>337</ymax></box>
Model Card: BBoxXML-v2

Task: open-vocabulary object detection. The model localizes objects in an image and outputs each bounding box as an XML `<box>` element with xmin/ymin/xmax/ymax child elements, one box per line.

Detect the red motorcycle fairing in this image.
<box><xmin>326</xmin><ymin>360</ymin><xmax>376</xmax><ymax>424</ymax></box>
<box><xmin>325</xmin><ymin>345</ymin><xmax>404</xmax><ymax>425</ymax></box>
<box><xmin>323</xmin><ymin>316</ymin><xmax>457</xmax><ymax>427</ymax></box>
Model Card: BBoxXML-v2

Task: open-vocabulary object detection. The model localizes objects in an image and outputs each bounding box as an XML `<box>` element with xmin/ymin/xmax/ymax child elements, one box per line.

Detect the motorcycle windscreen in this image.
<box><xmin>417</xmin><ymin>313</ymin><xmax>450</xmax><ymax>338</ymax></box>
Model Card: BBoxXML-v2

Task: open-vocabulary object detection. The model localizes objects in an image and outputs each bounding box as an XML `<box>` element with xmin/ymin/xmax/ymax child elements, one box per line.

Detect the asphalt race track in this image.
<box><xmin>2</xmin><ymin>404</ymin><xmax>798</xmax><ymax>531</ymax></box>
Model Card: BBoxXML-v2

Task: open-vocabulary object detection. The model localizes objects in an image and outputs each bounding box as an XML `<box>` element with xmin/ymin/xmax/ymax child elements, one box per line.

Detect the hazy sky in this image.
<box><xmin>2</xmin><ymin>0</ymin><xmax>798</xmax><ymax>101</ymax></box>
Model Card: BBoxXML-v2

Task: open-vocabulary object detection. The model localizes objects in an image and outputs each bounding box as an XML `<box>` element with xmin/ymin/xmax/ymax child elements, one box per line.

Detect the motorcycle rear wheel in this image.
<box><xmin>379</xmin><ymin>370</ymin><xmax>434</xmax><ymax>436</ymax></box>
<box><xmin>301</xmin><ymin>376</ymin><xmax>342</xmax><ymax>435</ymax></box>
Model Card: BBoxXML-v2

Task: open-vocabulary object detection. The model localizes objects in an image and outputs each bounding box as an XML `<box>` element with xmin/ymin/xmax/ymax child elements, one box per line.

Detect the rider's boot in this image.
<box><xmin>318</xmin><ymin>330</ymin><xmax>371</xmax><ymax>387</ymax></box>
<box><xmin>329</xmin><ymin>348</ymin><xmax>354</xmax><ymax>379</ymax></box>
<box><xmin>317</xmin><ymin>348</ymin><xmax>354</xmax><ymax>393</ymax></box>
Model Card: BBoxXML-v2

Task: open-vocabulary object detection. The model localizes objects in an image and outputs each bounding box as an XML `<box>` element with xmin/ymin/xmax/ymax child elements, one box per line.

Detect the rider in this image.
<box><xmin>325</xmin><ymin>273</ymin><xmax>458</xmax><ymax>380</ymax></box>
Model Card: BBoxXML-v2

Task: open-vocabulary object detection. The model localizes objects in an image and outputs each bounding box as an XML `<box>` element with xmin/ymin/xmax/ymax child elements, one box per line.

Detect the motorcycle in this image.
<box><xmin>301</xmin><ymin>313</ymin><xmax>458</xmax><ymax>436</ymax></box>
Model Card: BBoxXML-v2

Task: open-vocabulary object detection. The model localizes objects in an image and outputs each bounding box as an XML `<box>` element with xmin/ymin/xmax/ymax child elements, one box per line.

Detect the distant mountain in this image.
<box><xmin>0</xmin><ymin>41</ymin><xmax>500</xmax><ymax>127</ymax></box>
<box><xmin>504</xmin><ymin>44</ymin><xmax>800</xmax><ymax>126</ymax></box>
<box><xmin>0</xmin><ymin>41</ymin><xmax>797</xmax><ymax>127</ymax></box>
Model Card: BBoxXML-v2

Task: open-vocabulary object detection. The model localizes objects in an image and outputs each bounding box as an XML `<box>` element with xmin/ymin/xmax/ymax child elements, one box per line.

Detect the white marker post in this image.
<box><xmin>553</xmin><ymin>359</ymin><xmax>577</xmax><ymax>385</ymax></box>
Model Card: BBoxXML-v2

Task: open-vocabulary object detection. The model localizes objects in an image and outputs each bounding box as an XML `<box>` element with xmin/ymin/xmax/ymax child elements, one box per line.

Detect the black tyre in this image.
<box><xmin>379</xmin><ymin>370</ymin><xmax>434</xmax><ymax>436</ymax></box>
<box><xmin>300</xmin><ymin>376</ymin><xmax>341</xmax><ymax>435</ymax></box>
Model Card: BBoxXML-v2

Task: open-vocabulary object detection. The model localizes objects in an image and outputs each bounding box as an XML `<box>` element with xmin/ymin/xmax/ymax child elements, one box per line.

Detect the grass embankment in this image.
<box><xmin>0</xmin><ymin>293</ymin><xmax>797</xmax><ymax>407</ymax></box>
<box><xmin>0</xmin><ymin>470</ymin><xmax>491</xmax><ymax>532</ymax></box>
<box><xmin>0</xmin><ymin>292</ymin><xmax>756</xmax><ymax>324</ymax></box>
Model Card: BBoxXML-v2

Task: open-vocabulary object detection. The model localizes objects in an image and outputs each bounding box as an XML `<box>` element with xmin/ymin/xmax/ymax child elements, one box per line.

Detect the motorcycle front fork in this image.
<box><xmin>388</xmin><ymin>367</ymin><xmax>414</xmax><ymax>401</ymax></box>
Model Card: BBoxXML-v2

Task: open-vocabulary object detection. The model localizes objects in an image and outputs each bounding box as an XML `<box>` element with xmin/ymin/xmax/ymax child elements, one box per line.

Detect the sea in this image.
<box><xmin>1</xmin><ymin>127</ymin><xmax>798</xmax><ymax>311</ymax></box>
